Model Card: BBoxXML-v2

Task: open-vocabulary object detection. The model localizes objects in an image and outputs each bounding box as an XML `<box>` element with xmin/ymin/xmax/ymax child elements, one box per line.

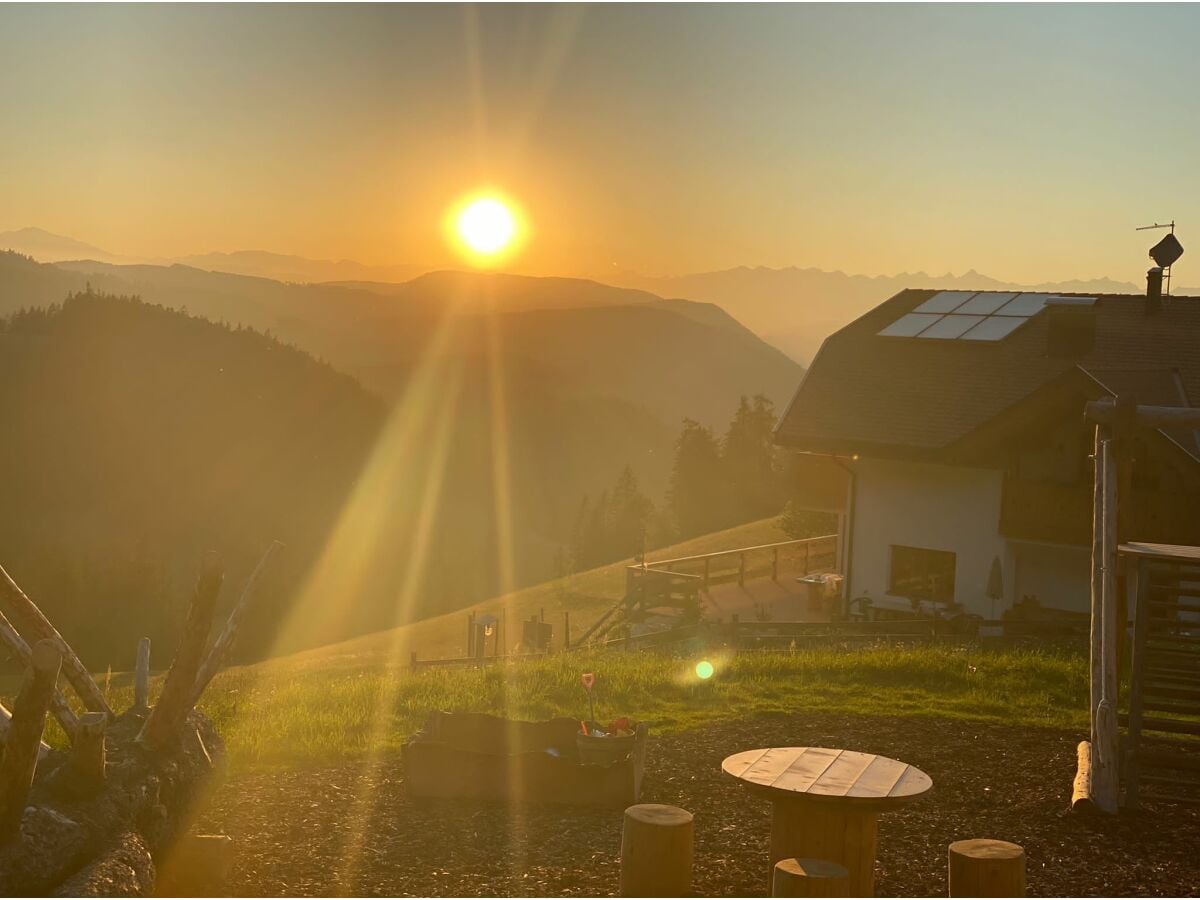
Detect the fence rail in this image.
<box><xmin>630</xmin><ymin>533</ymin><xmax>839</xmax><ymax>591</ymax></box>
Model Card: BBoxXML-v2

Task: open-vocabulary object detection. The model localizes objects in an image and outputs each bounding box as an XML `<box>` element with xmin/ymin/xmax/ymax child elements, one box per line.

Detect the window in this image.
<box><xmin>889</xmin><ymin>545</ymin><xmax>956</xmax><ymax>604</ymax></box>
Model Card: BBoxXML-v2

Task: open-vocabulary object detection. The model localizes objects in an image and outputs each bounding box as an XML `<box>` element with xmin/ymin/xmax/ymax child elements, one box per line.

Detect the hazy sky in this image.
<box><xmin>2</xmin><ymin>3</ymin><xmax>1199</xmax><ymax>282</ymax></box>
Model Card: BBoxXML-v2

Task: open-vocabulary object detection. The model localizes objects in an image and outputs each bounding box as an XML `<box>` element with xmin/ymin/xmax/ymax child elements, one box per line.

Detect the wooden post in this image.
<box><xmin>466</xmin><ymin>613</ymin><xmax>473</xmax><ymax>657</ymax></box>
<box><xmin>0</xmin><ymin>564</ymin><xmax>111</xmax><ymax>717</ymax></box>
<box><xmin>0</xmin><ymin>702</ymin><xmax>49</xmax><ymax>761</ymax></box>
<box><xmin>948</xmin><ymin>839</ymin><xmax>1025</xmax><ymax>897</ymax></box>
<box><xmin>1086</xmin><ymin>426</ymin><xmax>1120</xmax><ymax>813</ymax></box>
<box><xmin>772</xmin><ymin>548</ymin><xmax>780</xmax><ymax>582</ymax></box>
<box><xmin>0</xmin><ymin>606</ymin><xmax>78</xmax><ymax>740</ymax></box>
<box><xmin>1092</xmin><ymin>436</ymin><xmax>1120</xmax><ymax>812</ymax></box>
<box><xmin>619</xmin><ymin>804</ymin><xmax>693</xmax><ymax>897</ymax></box>
<box><xmin>64</xmin><ymin>711</ymin><xmax>107</xmax><ymax>792</ymax></box>
<box><xmin>0</xmin><ymin>639</ymin><xmax>63</xmax><ymax>840</ymax></box>
<box><xmin>1124</xmin><ymin>557</ymin><xmax>1151</xmax><ymax>808</ymax></box>
<box><xmin>189</xmin><ymin>541</ymin><xmax>282</xmax><ymax>707</ymax></box>
<box><xmin>772</xmin><ymin>858</ymin><xmax>850</xmax><ymax>898</ymax></box>
<box><xmin>139</xmin><ymin>556</ymin><xmax>223</xmax><ymax>750</ymax></box>
<box><xmin>564</xmin><ymin>611</ymin><xmax>571</xmax><ymax>651</ymax></box>
<box><xmin>134</xmin><ymin>637</ymin><xmax>151</xmax><ymax>712</ymax></box>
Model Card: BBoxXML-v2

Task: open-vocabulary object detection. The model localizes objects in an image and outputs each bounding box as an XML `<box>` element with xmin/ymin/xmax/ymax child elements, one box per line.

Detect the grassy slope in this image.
<box><xmin>27</xmin><ymin>516</ymin><xmax>1091</xmax><ymax>772</ymax></box>
<box><xmin>284</xmin><ymin>516</ymin><xmax>795</xmax><ymax>669</ymax></box>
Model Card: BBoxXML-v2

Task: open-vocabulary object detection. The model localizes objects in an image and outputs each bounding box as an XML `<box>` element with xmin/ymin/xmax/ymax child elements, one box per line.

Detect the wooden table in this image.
<box><xmin>722</xmin><ymin>747</ymin><xmax>932</xmax><ymax>896</ymax></box>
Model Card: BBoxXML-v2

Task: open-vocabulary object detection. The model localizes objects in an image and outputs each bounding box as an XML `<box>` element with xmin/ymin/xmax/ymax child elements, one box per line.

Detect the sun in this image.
<box><xmin>450</xmin><ymin>194</ymin><xmax>522</xmax><ymax>264</ymax></box>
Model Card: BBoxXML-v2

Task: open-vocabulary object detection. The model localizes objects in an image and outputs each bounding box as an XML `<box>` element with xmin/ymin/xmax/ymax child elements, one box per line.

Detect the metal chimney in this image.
<box><xmin>1147</xmin><ymin>266</ymin><xmax>1164</xmax><ymax>314</ymax></box>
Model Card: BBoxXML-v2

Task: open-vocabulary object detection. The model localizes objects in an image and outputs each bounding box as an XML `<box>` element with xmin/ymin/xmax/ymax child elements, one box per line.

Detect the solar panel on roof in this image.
<box><xmin>918</xmin><ymin>314</ymin><xmax>986</xmax><ymax>339</ymax></box>
<box><xmin>959</xmin><ymin>316</ymin><xmax>1028</xmax><ymax>341</ymax></box>
<box><xmin>912</xmin><ymin>291</ymin><xmax>976</xmax><ymax>314</ymax></box>
<box><xmin>955</xmin><ymin>292</ymin><xmax>1018</xmax><ymax>315</ymax></box>
<box><xmin>995</xmin><ymin>293</ymin><xmax>1052</xmax><ymax>316</ymax></box>
<box><xmin>878</xmin><ymin>312</ymin><xmax>944</xmax><ymax>337</ymax></box>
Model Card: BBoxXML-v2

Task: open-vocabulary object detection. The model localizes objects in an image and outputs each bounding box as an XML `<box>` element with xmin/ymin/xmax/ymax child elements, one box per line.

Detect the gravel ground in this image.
<box><xmin>198</xmin><ymin>713</ymin><xmax>1200</xmax><ymax>897</ymax></box>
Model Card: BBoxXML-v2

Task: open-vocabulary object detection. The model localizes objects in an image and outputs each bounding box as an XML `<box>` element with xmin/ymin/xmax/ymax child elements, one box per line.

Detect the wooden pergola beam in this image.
<box><xmin>1085</xmin><ymin>399</ymin><xmax>1200</xmax><ymax>428</ymax></box>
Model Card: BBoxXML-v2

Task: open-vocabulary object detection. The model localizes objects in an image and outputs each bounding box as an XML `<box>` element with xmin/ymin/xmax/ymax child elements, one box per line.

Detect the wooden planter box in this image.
<box><xmin>402</xmin><ymin>711</ymin><xmax>648</xmax><ymax>808</ymax></box>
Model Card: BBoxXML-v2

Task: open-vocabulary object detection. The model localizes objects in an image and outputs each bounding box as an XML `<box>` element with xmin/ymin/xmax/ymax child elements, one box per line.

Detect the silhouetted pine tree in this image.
<box><xmin>722</xmin><ymin>393</ymin><xmax>783</xmax><ymax>522</ymax></box>
<box><xmin>667</xmin><ymin>419</ymin><xmax>731</xmax><ymax>538</ymax></box>
<box><xmin>608</xmin><ymin>464</ymin><xmax>654</xmax><ymax>560</ymax></box>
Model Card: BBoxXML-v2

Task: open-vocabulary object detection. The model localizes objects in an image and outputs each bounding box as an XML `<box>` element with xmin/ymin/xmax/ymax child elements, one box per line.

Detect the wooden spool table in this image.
<box><xmin>722</xmin><ymin>747</ymin><xmax>932</xmax><ymax>896</ymax></box>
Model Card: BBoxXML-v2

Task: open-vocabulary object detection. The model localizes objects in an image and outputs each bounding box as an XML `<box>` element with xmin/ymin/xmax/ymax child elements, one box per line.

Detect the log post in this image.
<box><xmin>0</xmin><ymin>607</ymin><xmax>78</xmax><ymax>740</ymax></box>
<box><xmin>0</xmin><ymin>639</ymin><xmax>63</xmax><ymax>840</ymax></box>
<box><xmin>0</xmin><ymin>564</ymin><xmax>111</xmax><ymax>717</ymax></box>
<box><xmin>134</xmin><ymin>637</ymin><xmax>151</xmax><ymax>712</ymax></box>
<box><xmin>619</xmin><ymin>803</ymin><xmax>693</xmax><ymax>897</ymax></box>
<box><xmin>188</xmin><ymin>542</ymin><xmax>282</xmax><ymax>707</ymax></box>
<box><xmin>564</xmin><ymin>611</ymin><xmax>571</xmax><ymax>651</ymax></box>
<box><xmin>64</xmin><ymin>711</ymin><xmax>107</xmax><ymax>792</ymax></box>
<box><xmin>772</xmin><ymin>858</ymin><xmax>850</xmax><ymax>898</ymax></box>
<box><xmin>948</xmin><ymin>839</ymin><xmax>1025</xmax><ymax>897</ymax></box>
<box><xmin>139</xmin><ymin>556</ymin><xmax>223</xmax><ymax>751</ymax></box>
<box><xmin>1070</xmin><ymin>740</ymin><xmax>1093</xmax><ymax>812</ymax></box>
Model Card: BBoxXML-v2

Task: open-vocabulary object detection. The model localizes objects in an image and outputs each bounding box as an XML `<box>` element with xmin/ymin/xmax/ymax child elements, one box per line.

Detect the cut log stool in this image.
<box><xmin>948</xmin><ymin>839</ymin><xmax>1025</xmax><ymax>897</ymax></box>
<box><xmin>619</xmin><ymin>803</ymin><xmax>693</xmax><ymax>897</ymax></box>
<box><xmin>773</xmin><ymin>858</ymin><xmax>850</xmax><ymax>897</ymax></box>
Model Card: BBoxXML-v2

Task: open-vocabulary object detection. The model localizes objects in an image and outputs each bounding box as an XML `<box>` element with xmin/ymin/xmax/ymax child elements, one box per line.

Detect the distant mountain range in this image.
<box><xmin>0</xmin><ymin>227</ymin><xmax>424</xmax><ymax>284</ymax></box>
<box><xmin>3</xmin><ymin>226</ymin><xmax>1192</xmax><ymax>366</ymax></box>
<box><xmin>604</xmin><ymin>266</ymin><xmax>1189</xmax><ymax>364</ymax></box>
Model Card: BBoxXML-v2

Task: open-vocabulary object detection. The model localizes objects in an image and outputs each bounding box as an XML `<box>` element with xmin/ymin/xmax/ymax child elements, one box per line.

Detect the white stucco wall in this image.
<box><xmin>848</xmin><ymin>458</ymin><xmax>1013</xmax><ymax>619</ymax></box>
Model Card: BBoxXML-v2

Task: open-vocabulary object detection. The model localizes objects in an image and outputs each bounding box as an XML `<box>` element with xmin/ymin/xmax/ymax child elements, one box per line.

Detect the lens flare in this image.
<box><xmin>695</xmin><ymin>660</ymin><xmax>715</xmax><ymax>680</ymax></box>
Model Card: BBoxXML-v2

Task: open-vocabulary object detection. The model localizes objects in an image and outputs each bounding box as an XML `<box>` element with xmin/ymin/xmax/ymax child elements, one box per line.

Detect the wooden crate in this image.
<box><xmin>402</xmin><ymin>711</ymin><xmax>647</xmax><ymax>808</ymax></box>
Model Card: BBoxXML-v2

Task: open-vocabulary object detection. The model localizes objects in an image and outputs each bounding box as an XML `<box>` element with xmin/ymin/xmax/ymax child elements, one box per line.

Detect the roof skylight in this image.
<box><xmin>878</xmin><ymin>291</ymin><xmax>1095</xmax><ymax>343</ymax></box>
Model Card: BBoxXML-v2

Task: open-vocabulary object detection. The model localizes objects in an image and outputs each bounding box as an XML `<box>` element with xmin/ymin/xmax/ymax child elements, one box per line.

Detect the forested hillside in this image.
<box><xmin>0</xmin><ymin>257</ymin><xmax>806</xmax><ymax>663</ymax></box>
<box><xmin>0</xmin><ymin>292</ymin><xmax>383</xmax><ymax>667</ymax></box>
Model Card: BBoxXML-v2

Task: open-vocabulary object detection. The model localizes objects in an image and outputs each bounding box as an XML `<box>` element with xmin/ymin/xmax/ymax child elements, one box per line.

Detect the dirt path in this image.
<box><xmin>198</xmin><ymin>713</ymin><xmax>1200</xmax><ymax>897</ymax></box>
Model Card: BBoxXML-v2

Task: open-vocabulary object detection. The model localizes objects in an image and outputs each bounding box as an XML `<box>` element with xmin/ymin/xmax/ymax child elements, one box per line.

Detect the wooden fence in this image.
<box><xmin>628</xmin><ymin>533</ymin><xmax>839</xmax><ymax>595</ymax></box>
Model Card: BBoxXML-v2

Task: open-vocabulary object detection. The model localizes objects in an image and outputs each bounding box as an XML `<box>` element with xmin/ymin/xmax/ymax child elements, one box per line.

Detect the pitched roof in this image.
<box><xmin>775</xmin><ymin>289</ymin><xmax>1200</xmax><ymax>462</ymax></box>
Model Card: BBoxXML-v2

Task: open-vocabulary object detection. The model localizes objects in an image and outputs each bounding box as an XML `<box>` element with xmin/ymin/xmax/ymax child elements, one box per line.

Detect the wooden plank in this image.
<box><xmin>761</xmin><ymin>749</ymin><xmax>833</xmax><ymax>791</ymax></box>
<box><xmin>1119</xmin><ymin>542</ymin><xmax>1200</xmax><ymax>563</ymax></box>
<box><xmin>1118</xmin><ymin>714</ymin><xmax>1200</xmax><ymax>737</ymax></box>
<box><xmin>845</xmin><ymin>754</ymin><xmax>907</xmax><ymax>798</ymax></box>
<box><xmin>886</xmin><ymin>765</ymin><xmax>934</xmax><ymax>799</ymax></box>
<box><xmin>807</xmin><ymin>751</ymin><xmax>877</xmax><ymax>797</ymax></box>
<box><xmin>1143</xmin><ymin>684</ymin><xmax>1200</xmax><ymax>703</ymax></box>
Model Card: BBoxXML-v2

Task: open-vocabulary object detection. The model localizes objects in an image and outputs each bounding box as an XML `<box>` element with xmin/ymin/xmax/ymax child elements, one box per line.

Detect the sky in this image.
<box><xmin>1</xmin><ymin>3</ymin><xmax>1199</xmax><ymax>283</ymax></box>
